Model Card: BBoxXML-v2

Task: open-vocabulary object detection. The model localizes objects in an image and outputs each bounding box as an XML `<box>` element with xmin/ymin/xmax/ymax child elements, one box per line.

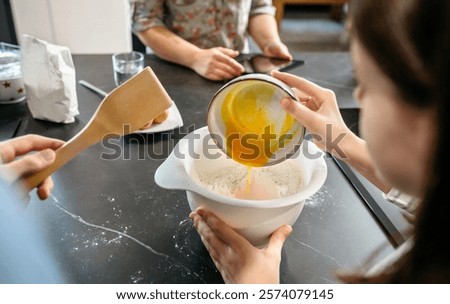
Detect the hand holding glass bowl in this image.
<box><xmin>208</xmin><ymin>73</ymin><xmax>305</xmax><ymax>167</ymax></box>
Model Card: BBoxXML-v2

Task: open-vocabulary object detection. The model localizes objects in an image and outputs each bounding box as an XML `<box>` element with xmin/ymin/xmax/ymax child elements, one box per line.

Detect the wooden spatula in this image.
<box><xmin>23</xmin><ymin>66</ymin><xmax>173</xmax><ymax>191</ymax></box>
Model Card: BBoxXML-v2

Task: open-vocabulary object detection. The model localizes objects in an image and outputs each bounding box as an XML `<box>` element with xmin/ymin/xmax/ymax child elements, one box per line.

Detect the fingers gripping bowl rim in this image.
<box><xmin>207</xmin><ymin>73</ymin><xmax>305</xmax><ymax>167</ymax></box>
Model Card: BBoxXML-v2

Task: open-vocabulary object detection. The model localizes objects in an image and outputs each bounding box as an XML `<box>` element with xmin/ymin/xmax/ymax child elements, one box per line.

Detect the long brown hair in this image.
<box><xmin>346</xmin><ymin>0</ymin><xmax>450</xmax><ymax>282</ymax></box>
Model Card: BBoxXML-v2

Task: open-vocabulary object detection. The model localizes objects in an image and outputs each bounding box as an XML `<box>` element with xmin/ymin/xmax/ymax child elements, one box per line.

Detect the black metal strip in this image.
<box><xmin>332</xmin><ymin>156</ymin><xmax>406</xmax><ymax>248</ymax></box>
<box><xmin>0</xmin><ymin>118</ymin><xmax>21</xmax><ymax>141</ymax></box>
<box><xmin>12</xmin><ymin>118</ymin><xmax>22</xmax><ymax>138</ymax></box>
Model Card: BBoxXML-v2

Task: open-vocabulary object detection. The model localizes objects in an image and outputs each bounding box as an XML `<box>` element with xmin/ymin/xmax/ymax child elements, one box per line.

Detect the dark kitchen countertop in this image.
<box><xmin>0</xmin><ymin>52</ymin><xmax>408</xmax><ymax>283</ymax></box>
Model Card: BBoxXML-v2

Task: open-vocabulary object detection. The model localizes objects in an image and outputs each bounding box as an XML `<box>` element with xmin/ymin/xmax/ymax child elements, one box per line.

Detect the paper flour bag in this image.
<box><xmin>21</xmin><ymin>34</ymin><xmax>79</xmax><ymax>123</ymax></box>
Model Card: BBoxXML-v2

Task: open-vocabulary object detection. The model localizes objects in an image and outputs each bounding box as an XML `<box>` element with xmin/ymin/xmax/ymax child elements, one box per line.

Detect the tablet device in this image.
<box><xmin>236</xmin><ymin>53</ymin><xmax>305</xmax><ymax>74</ymax></box>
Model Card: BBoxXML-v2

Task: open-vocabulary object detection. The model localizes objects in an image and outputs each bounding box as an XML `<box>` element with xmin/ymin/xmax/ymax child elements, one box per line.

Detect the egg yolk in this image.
<box><xmin>221</xmin><ymin>81</ymin><xmax>295</xmax><ymax>167</ymax></box>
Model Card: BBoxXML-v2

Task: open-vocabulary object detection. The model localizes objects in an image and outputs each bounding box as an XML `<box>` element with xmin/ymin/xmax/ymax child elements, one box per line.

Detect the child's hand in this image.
<box><xmin>189</xmin><ymin>207</ymin><xmax>292</xmax><ymax>284</ymax></box>
<box><xmin>263</xmin><ymin>41</ymin><xmax>292</xmax><ymax>61</ymax></box>
<box><xmin>0</xmin><ymin>135</ymin><xmax>64</xmax><ymax>200</ymax></box>
<box><xmin>191</xmin><ymin>47</ymin><xmax>245</xmax><ymax>81</ymax></box>
<box><xmin>272</xmin><ymin>70</ymin><xmax>353</xmax><ymax>157</ymax></box>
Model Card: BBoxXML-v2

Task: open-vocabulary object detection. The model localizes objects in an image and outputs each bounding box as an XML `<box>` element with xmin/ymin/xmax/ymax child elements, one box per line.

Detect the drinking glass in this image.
<box><xmin>112</xmin><ymin>51</ymin><xmax>144</xmax><ymax>86</ymax></box>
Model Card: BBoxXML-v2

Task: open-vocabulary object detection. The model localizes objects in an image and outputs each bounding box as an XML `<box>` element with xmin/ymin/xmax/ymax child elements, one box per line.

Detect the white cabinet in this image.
<box><xmin>10</xmin><ymin>0</ymin><xmax>132</xmax><ymax>54</ymax></box>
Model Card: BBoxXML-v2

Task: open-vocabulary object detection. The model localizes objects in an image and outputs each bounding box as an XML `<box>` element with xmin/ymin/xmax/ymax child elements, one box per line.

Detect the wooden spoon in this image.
<box><xmin>23</xmin><ymin>66</ymin><xmax>173</xmax><ymax>191</ymax></box>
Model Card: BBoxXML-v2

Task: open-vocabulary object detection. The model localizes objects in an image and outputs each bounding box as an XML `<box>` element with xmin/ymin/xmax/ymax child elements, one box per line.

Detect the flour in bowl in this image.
<box><xmin>196</xmin><ymin>159</ymin><xmax>303</xmax><ymax>200</ymax></box>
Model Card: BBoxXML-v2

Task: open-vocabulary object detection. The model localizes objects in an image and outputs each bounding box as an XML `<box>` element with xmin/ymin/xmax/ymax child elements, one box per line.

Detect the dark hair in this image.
<box><xmin>347</xmin><ymin>0</ymin><xmax>450</xmax><ymax>282</ymax></box>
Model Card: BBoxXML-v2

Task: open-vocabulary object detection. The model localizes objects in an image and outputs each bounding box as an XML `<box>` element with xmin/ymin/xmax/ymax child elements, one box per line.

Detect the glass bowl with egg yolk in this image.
<box><xmin>207</xmin><ymin>73</ymin><xmax>305</xmax><ymax>168</ymax></box>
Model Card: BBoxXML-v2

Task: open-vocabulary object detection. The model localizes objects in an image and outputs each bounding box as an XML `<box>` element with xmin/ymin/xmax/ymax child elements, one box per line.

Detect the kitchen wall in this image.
<box><xmin>0</xmin><ymin>0</ymin><xmax>17</xmax><ymax>44</ymax></box>
<box><xmin>10</xmin><ymin>0</ymin><xmax>132</xmax><ymax>54</ymax></box>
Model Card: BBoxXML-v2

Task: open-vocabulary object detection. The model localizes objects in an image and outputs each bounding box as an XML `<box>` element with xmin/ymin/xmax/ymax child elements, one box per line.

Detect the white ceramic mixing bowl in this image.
<box><xmin>155</xmin><ymin>126</ymin><xmax>327</xmax><ymax>246</ymax></box>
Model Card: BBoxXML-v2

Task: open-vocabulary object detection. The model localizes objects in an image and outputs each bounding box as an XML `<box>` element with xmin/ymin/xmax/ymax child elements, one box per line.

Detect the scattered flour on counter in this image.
<box><xmin>196</xmin><ymin>159</ymin><xmax>303</xmax><ymax>200</ymax></box>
